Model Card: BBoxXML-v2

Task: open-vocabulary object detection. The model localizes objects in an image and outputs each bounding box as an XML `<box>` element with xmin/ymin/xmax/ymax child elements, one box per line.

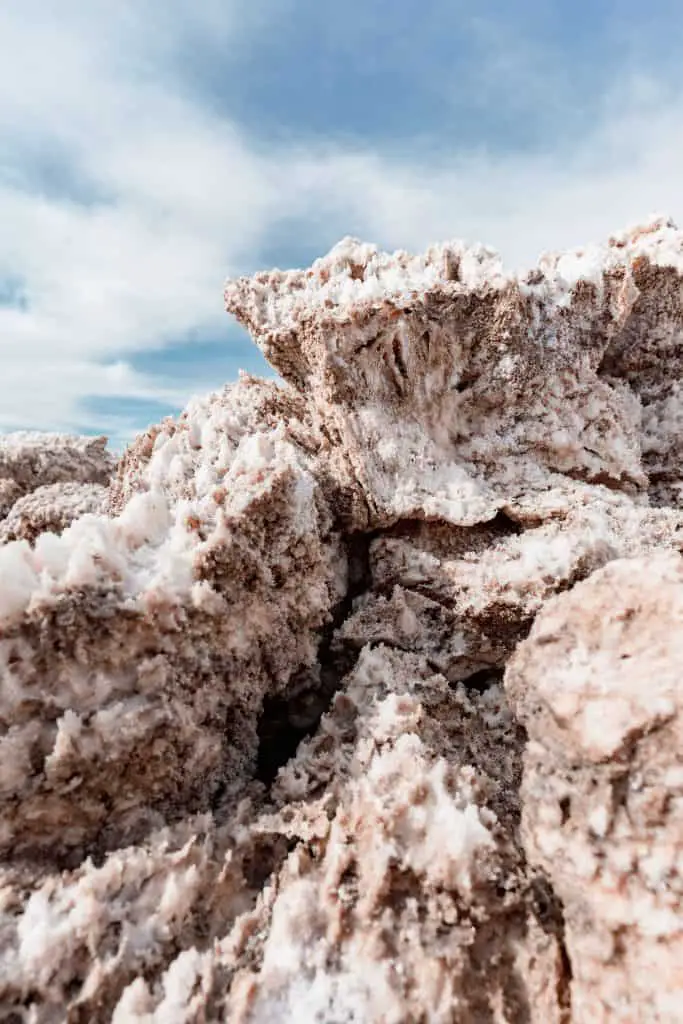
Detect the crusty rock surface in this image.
<box><xmin>0</xmin><ymin>218</ymin><xmax>682</xmax><ymax>1022</ymax></box>
<box><xmin>0</xmin><ymin>403</ymin><xmax>344</xmax><ymax>863</ymax></box>
<box><xmin>0</xmin><ymin>481</ymin><xmax>108</xmax><ymax>545</ymax></box>
<box><xmin>225</xmin><ymin>216</ymin><xmax>683</xmax><ymax>526</ymax></box>
<box><xmin>506</xmin><ymin>553</ymin><xmax>683</xmax><ymax>1024</ymax></box>
<box><xmin>225</xmin><ymin>647</ymin><xmax>562</xmax><ymax>1024</ymax></box>
<box><xmin>0</xmin><ymin>433</ymin><xmax>113</xmax><ymax>519</ymax></box>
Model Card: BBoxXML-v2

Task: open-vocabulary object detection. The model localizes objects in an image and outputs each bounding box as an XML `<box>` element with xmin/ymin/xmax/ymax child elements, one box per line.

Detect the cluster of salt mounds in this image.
<box><xmin>0</xmin><ymin>217</ymin><xmax>682</xmax><ymax>1023</ymax></box>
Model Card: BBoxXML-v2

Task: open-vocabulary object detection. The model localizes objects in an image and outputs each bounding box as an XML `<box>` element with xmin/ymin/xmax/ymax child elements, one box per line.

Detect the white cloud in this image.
<box><xmin>0</xmin><ymin>2</ymin><xmax>682</xmax><ymax>440</ymax></box>
<box><xmin>327</xmin><ymin>81</ymin><xmax>683</xmax><ymax>263</ymax></box>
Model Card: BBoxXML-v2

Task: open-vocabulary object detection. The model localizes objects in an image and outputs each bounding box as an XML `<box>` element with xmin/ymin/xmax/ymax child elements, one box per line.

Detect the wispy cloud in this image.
<box><xmin>0</xmin><ymin>1</ymin><xmax>682</xmax><ymax>442</ymax></box>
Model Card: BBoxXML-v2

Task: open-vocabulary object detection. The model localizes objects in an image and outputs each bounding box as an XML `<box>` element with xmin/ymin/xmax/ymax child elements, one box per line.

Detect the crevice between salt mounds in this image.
<box><xmin>255</xmin><ymin>509</ymin><xmax>526</xmax><ymax>791</ymax></box>
<box><xmin>256</xmin><ymin>529</ymin><xmax>376</xmax><ymax>786</ymax></box>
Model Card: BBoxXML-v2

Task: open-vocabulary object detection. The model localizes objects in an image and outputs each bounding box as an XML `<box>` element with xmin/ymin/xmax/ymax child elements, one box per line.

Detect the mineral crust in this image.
<box><xmin>0</xmin><ymin>218</ymin><xmax>682</xmax><ymax>1022</ymax></box>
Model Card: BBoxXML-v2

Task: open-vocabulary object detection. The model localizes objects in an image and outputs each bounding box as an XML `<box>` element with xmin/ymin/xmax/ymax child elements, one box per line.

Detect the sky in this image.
<box><xmin>1</xmin><ymin>0</ymin><xmax>682</xmax><ymax>448</ymax></box>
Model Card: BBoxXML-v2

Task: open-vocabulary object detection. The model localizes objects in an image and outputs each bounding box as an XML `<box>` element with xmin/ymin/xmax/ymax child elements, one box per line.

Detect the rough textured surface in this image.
<box><xmin>224</xmin><ymin>217</ymin><xmax>683</xmax><ymax>527</ymax></box>
<box><xmin>0</xmin><ymin>405</ymin><xmax>343</xmax><ymax>863</ymax></box>
<box><xmin>0</xmin><ymin>218</ymin><xmax>682</xmax><ymax>1022</ymax></box>
<box><xmin>225</xmin><ymin>647</ymin><xmax>561</xmax><ymax>1024</ymax></box>
<box><xmin>506</xmin><ymin>554</ymin><xmax>683</xmax><ymax>1024</ymax></box>
<box><xmin>0</xmin><ymin>481</ymin><xmax>108</xmax><ymax>545</ymax></box>
<box><xmin>0</xmin><ymin>433</ymin><xmax>113</xmax><ymax>519</ymax></box>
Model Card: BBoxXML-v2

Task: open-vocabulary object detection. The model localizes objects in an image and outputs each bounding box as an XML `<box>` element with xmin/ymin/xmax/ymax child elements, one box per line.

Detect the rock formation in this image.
<box><xmin>0</xmin><ymin>218</ymin><xmax>681</xmax><ymax>1022</ymax></box>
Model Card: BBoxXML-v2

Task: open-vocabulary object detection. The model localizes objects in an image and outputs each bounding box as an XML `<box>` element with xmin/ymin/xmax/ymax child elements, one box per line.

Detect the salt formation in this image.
<box><xmin>0</xmin><ymin>218</ymin><xmax>682</xmax><ymax>1022</ymax></box>
<box><xmin>0</xmin><ymin>433</ymin><xmax>112</xmax><ymax>519</ymax></box>
<box><xmin>0</xmin><ymin>482</ymin><xmax>108</xmax><ymax>545</ymax></box>
<box><xmin>507</xmin><ymin>553</ymin><xmax>683</xmax><ymax>1023</ymax></box>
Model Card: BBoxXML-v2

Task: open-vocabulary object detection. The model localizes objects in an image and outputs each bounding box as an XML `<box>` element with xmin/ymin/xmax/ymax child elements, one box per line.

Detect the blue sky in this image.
<box><xmin>0</xmin><ymin>1</ymin><xmax>682</xmax><ymax>448</ymax></box>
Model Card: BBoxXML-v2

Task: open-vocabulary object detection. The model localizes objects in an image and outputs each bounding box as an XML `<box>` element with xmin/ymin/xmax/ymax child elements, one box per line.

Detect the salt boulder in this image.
<box><xmin>506</xmin><ymin>553</ymin><xmax>683</xmax><ymax>1022</ymax></box>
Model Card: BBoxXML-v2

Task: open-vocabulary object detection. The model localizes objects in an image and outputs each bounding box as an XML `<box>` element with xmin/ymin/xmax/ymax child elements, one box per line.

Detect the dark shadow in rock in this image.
<box><xmin>256</xmin><ymin>530</ymin><xmax>375</xmax><ymax>787</ymax></box>
<box><xmin>459</xmin><ymin>666</ymin><xmax>505</xmax><ymax>693</ymax></box>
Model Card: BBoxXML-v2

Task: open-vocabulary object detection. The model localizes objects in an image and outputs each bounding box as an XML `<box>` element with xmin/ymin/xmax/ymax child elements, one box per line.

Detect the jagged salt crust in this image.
<box><xmin>0</xmin><ymin>218</ymin><xmax>682</xmax><ymax>1022</ymax></box>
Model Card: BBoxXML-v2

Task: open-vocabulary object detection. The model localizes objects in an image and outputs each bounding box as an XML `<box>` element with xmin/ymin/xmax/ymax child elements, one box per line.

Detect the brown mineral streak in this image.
<box><xmin>0</xmin><ymin>218</ymin><xmax>681</xmax><ymax>1022</ymax></box>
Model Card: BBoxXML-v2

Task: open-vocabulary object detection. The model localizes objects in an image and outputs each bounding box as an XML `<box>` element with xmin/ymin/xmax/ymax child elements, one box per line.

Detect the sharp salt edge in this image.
<box><xmin>0</xmin><ymin>216</ymin><xmax>682</xmax><ymax>1023</ymax></box>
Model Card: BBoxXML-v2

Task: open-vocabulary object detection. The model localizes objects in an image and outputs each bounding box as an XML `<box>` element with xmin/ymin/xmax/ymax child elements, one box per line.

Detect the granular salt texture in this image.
<box><xmin>0</xmin><ymin>432</ymin><xmax>113</xmax><ymax>520</ymax></box>
<box><xmin>335</xmin><ymin>497</ymin><xmax>682</xmax><ymax>684</ymax></box>
<box><xmin>0</xmin><ymin>481</ymin><xmax>108</xmax><ymax>545</ymax></box>
<box><xmin>108</xmin><ymin>371</ymin><xmax>370</xmax><ymax>534</ymax></box>
<box><xmin>0</xmin><ymin>415</ymin><xmax>344</xmax><ymax>861</ymax></box>
<box><xmin>0</xmin><ymin>478</ymin><xmax>21</xmax><ymax>520</ymax></box>
<box><xmin>0</xmin><ymin>218</ymin><xmax>683</xmax><ymax>1022</ymax></box>
<box><xmin>506</xmin><ymin>552</ymin><xmax>683</xmax><ymax>1023</ymax></box>
<box><xmin>594</xmin><ymin>217</ymin><xmax>683</xmax><ymax>508</ymax></box>
<box><xmin>0</xmin><ymin>807</ymin><xmax>300</xmax><ymax>1021</ymax></box>
<box><xmin>226</xmin><ymin>221</ymin><xmax>683</xmax><ymax>528</ymax></box>
<box><xmin>108</xmin><ymin>374</ymin><xmax>315</xmax><ymax>514</ymax></box>
<box><xmin>113</xmin><ymin>646</ymin><xmax>566</xmax><ymax>1023</ymax></box>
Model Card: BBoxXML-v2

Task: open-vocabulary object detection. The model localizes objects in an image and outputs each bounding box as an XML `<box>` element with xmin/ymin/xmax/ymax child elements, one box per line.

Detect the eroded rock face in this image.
<box><xmin>225</xmin><ymin>217</ymin><xmax>683</xmax><ymax>527</ymax></box>
<box><xmin>506</xmin><ymin>553</ymin><xmax>683</xmax><ymax>1024</ymax></box>
<box><xmin>0</xmin><ymin>219</ymin><xmax>682</xmax><ymax>1022</ymax></box>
